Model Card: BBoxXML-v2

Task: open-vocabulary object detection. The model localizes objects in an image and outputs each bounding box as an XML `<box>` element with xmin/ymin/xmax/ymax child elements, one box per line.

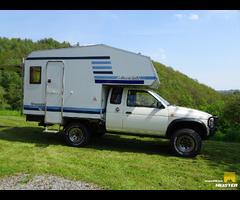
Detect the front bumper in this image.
<box><xmin>208</xmin><ymin>115</ymin><xmax>218</xmax><ymax>137</ymax></box>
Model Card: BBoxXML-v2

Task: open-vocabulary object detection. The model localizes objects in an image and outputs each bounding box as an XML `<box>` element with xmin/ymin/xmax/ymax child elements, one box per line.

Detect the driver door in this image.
<box><xmin>122</xmin><ymin>89</ymin><xmax>168</xmax><ymax>135</ymax></box>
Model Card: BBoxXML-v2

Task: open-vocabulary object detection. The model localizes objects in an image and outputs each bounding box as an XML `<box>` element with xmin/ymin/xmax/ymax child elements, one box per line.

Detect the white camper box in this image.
<box><xmin>23</xmin><ymin>44</ymin><xmax>160</xmax><ymax>125</ymax></box>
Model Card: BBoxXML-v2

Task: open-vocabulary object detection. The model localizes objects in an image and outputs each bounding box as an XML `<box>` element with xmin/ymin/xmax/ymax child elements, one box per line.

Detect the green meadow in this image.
<box><xmin>0</xmin><ymin>114</ymin><xmax>239</xmax><ymax>190</ymax></box>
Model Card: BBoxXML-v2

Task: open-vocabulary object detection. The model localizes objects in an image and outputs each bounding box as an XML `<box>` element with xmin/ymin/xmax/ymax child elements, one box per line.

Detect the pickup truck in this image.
<box><xmin>64</xmin><ymin>87</ymin><xmax>218</xmax><ymax>157</ymax></box>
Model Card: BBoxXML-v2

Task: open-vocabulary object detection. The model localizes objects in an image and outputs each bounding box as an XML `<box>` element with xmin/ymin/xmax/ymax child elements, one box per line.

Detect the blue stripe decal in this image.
<box><xmin>95</xmin><ymin>80</ymin><xmax>144</xmax><ymax>84</ymax></box>
<box><xmin>139</xmin><ymin>76</ymin><xmax>156</xmax><ymax>80</ymax></box>
<box><xmin>47</xmin><ymin>106</ymin><xmax>61</xmax><ymax>112</ymax></box>
<box><xmin>94</xmin><ymin>76</ymin><xmax>118</xmax><ymax>79</ymax></box>
<box><xmin>94</xmin><ymin>76</ymin><xmax>156</xmax><ymax>80</ymax></box>
<box><xmin>24</xmin><ymin>105</ymin><xmax>105</xmax><ymax>114</ymax></box>
<box><xmin>93</xmin><ymin>76</ymin><xmax>156</xmax><ymax>84</ymax></box>
<box><xmin>91</xmin><ymin>60</ymin><xmax>113</xmax><ymax>78</ymax></box>
<box><xmin>92</xmin><ymin>66</ymin><xmax>112</xmax><ymax>69</ymax></box>
<box><xmin>26</xmin><ymin>56</ymin><xmax>110</xmax><ymax>60</ymax></box>
<box><xmin>91</xmin><ymin>61</ymin><xmax>111</xmax><ymax>64</ymax></box>
<box><xmin>64</xmin><ymin>107</ymin><xmax>105</xmax><ymax>114</ymax></box>
<box><xmin>90</xmin><ymin>60</ymin><xmax>155</xmax><ymax>85</ymax></box>
<box><xmin>93</xmin><ymin>71</ymin><xmax>113</xmax><ymax>74</ymax></box>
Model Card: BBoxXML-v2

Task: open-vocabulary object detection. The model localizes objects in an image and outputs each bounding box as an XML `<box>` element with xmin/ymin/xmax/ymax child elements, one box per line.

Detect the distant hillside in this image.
<box><xmin>0</xmin><ymin>37</ymin><xmax>223</xmax><ymax>110</ymax></box>
<box><xmin>153</xmin><ymin>61</ymin><xmax>223</xmax><ymax>109</ymax></box>
<box><xmin>217</xmin><ymin>89</ymin><xmax>240</xmax><ymax>95</ymax></box>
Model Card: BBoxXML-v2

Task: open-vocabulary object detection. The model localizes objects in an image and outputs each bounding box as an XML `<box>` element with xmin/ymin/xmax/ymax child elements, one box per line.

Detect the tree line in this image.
<box><xmin>0</xmin><ymin>37</ymin><xmax>72</xmax><ymax>110</ymax></box>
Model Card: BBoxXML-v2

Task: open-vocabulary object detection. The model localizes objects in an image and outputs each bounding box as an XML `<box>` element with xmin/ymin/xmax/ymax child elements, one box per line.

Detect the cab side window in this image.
<box><xmin>110</xmin><ymin>88</ymin><xmax>123</xmax><ymax>104</ymax></box>
<box><xmin>127</xmin><ymin>90</ymin><xmax>158</xmax><ymax>108</ymax></box>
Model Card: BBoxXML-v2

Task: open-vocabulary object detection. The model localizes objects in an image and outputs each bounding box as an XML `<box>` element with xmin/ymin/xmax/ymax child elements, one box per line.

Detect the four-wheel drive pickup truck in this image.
<box><xmin>1</xmin><ymin>44</ymin><xmax>218</xmax><ymax>157</ymax></box>
<box><xmin>102</xmin><ymin>87</ymin><xmax>218</xmax><ymax>157</ymax></box>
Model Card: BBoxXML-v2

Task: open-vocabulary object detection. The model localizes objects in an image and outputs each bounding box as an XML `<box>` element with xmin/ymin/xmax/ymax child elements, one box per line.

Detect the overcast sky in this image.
<box><xmin>0</xmin><ymin>10</ymin><xmax>239</xmax><ymax>90</ymax></box>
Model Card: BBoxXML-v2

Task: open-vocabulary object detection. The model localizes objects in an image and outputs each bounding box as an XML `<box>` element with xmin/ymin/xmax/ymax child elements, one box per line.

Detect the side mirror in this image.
<box><xmin>157</xmin><ymin>101</ymin><xmax>165</xmax><ymax>109</ymax></box>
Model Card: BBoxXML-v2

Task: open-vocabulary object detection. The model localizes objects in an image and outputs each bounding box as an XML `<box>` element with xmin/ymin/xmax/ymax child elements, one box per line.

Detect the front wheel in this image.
<box><xmin>64</xmin><ymin>122</ymin><xmax>91</xmax><ymax>147</ymax></box>
<box><xmin>170</xmin><ymin>129</ymin><xmax>202</xmax><ymax>157</ymax></box>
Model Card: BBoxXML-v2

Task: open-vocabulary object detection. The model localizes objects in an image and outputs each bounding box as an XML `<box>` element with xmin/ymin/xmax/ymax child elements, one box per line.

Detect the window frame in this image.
<box><xmin>30</xmin><ymin>66</ymin><xmax>42</xmax><ymax>84</ymax></box>
<box><xmin>126</xmin><ymin>90</ymin><xmax>158</xmax><ymax>108</ymax></box>
<box><xmin>110</xmin><ymin>87</ymin><xmax>123</xmax><ymax>104</ymax></box>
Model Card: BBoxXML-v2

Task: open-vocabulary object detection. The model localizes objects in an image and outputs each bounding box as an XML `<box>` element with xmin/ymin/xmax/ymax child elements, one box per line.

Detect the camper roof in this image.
<box><xmin>26</xmin><ymin>44</ymin><xmax>160</xmax><ymax>89</ymax></box>
<box><xmin>27</xmin><ymin>44</ymin><xmax>149</xmax><ymax>58</ymax></box>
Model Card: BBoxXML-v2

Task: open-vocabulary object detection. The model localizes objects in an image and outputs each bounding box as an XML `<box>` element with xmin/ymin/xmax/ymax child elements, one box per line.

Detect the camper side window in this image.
<box><xmin>30</xmin><ymin>67</ymin><xmax>41</xmax><ymax>84</ymax></box>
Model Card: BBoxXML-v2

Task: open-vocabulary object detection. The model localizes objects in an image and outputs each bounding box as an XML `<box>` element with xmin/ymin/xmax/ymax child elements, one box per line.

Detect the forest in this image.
<box><xmin>0</xmin><ymin>37</ymin><xmax>239</xmax><ymax>142</ymax></box>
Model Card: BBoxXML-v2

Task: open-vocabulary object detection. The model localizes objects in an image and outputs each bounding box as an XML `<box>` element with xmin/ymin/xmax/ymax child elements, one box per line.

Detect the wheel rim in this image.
<box><xmin>69</xmin><ymin>127</ymin><xmax>84</xmax><ymax>144</ymax></box>
<box><xmin>176</xmin><ymin>135</ymin><xmax>195</xmax><ymax>153</ymax></box>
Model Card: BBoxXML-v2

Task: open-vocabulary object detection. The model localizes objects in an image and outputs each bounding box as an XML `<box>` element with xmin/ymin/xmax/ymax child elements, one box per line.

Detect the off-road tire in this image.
<box><xmin>170</xmin><ymin>128</ymin><xmax>202</xmax><ymax>157</ymax></box>
<box><xmin>64</xmin><ymin>122</ymin><xmax>91</xmax><ymax>147</ymax></box>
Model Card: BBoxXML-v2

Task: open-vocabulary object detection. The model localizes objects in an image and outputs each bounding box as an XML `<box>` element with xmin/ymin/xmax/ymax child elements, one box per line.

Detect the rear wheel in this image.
<box><xmin>64</xmin><ymin>122</ymin><xmax>91</xmax><ymax>147</ymax></box>
<box><xmin>170</xmin><ymin>128</ymin><xmax>202</xmax><ymax>157</ymax></box>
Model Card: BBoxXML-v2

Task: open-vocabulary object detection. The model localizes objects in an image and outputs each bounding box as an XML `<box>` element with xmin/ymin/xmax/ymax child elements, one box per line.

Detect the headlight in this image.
<box><xmin>209</xmin><ymin>118</ymin><xmax>214</xmax><ymax>128</ymax></box>
<box><xmin>208</xmin><ymin>115</ymin><xmax>218</xmax><ymax>129</ymax></box>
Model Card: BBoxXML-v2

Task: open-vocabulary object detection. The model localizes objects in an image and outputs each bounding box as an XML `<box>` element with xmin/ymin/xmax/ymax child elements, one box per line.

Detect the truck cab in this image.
<box><xmin>103</xmin><ymin>87</ymin><xmax>217</xmax><ymax>157</ymax></box>
<box><xmin>106</xmin><ymin>87</ymin><xmax>169</xmax><ymax>136</ymax></box>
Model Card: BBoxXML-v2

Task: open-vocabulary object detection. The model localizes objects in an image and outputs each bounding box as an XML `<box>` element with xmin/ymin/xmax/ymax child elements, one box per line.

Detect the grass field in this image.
<box><xmin>0</xmin><ymin>114</ymin><xmax>239</xmax><ymax>190</ymax></box>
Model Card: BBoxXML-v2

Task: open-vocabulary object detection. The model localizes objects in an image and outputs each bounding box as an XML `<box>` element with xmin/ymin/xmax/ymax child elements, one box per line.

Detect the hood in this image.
<box><xmin>168</xmin><ymin>106</ymin><xmax>211</xmax><ymax>120</ymax></box>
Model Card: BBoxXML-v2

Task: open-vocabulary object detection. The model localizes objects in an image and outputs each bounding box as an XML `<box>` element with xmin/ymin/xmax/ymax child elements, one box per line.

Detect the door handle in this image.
<box><xmin>126</xmin><ymin>112</ymin><xmax>132</xmax><ymax>114</ymax></box>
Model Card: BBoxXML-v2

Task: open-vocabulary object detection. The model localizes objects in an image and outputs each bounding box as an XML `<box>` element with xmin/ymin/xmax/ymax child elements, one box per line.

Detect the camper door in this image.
<box><xmin>45</xmin><ymin>61</ymin><xmax>64</xmax><ymax>124</ymax></box>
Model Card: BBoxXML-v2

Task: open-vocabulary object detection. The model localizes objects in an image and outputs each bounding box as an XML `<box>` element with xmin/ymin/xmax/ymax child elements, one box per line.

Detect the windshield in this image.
<box><xmin>149</xmin><ymin>91</ymin><xmax>170</xmax><ymax>106</ymax></box>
